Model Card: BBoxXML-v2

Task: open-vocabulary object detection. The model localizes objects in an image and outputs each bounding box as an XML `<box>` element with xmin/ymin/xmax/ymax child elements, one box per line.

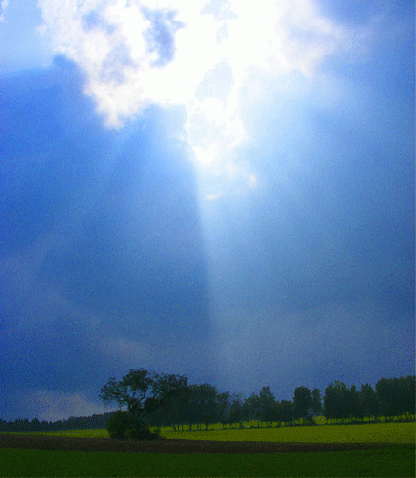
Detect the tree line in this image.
<box><xmin>0</xmin><ymin>412</ymin><xmax>114</xmax><ymax>433</ymax></box>
<box><xmin>143</xmin><ymin>375</ymin><xmax>415</xmax><ymax>431</ymax></box>
<box><xmin>0</xmin><ymin>373</ymin><xmax>414</xmax><ymax>433</ymax></box>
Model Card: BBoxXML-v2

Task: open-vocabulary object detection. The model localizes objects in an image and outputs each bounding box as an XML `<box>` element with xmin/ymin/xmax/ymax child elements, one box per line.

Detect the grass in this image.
<box><xmin>1</xmin><ymin>422</ymin><xmax>414</xmax><ymax>477</ymax></box>
<box><xmin>0</xmin><ymin>445</ymin><xmax>413</xmax><ymax>477</ymax></box>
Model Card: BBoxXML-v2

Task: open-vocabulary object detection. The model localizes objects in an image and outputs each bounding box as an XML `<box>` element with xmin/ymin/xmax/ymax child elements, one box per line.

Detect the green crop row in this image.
<box><xmin>1</xmin><ymin>444</ymin><xmax>413</xmax><ymax>477</ymax></box>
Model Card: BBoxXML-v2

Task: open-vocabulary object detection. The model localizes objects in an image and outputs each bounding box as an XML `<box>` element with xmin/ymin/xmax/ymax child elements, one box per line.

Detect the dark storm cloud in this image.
<box><xmin>0</xmin><ymin>57</ymin><xmax>214</xmax><ymax>419</ymax></box>
<box><xmin>0</xmin><ymin>59</ymin><xmax>103</xmax><ymax>254</ymax></box>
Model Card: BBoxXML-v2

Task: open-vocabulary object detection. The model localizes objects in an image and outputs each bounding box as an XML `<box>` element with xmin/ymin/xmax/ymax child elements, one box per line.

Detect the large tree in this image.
<box><xmin>258</xmin><ymin>386</ymin><xmax>278</xmax><ymax>427</ymax></box>
<box><xmin>345</xmin><ymin>384</ymin><xmax>361</xmax><ymax>422</ymax></box>
<box><xmin>358</xmin><ymin>383</ymin><xmax>379</xmax><ymax>421</ymax></box>
<box><xmin>376</xmin><ymin>375</ymin><xmax>416</xmax><ymax>419</ymax></box>
<box><xmin>324</xmin><ymin>381</ymin><xmax>350</xmax><ymax>423</ymax></box>
<box><xmin>98</xmin><ymin>368</ymin><xmax>189</xmax><ymax>422</ymax></box>
<box><xmin>278</xmin><ymin>399</ymin><xmax>293</xmax><ymax>424</ymax></box>
<box><xmin>148</xmin><ymin>390</ymin><xmax>188</xmax><ymax>430</ymax></box>
<box><xmin>293</xmin><ymin>386</ymin><xmax>313</xmax><ymax>422</ymax></box>
<box><xmin>186</xmin><ymin>383</ymin><xmax>221</xmax><ymax>431</ymax></box>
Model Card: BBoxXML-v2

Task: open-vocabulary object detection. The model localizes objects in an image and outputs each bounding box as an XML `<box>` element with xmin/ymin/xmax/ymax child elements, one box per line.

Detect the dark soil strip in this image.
<box><xmin>0</xmin><ymin>433</ymin><xmax>408</xmax><ymax>454</ymax></box>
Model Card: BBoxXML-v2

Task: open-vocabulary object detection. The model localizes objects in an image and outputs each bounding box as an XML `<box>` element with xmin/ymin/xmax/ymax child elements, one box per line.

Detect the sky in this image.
<box><xmin>0</xmin><ymin>0</ymin><xmax>414</xmax><ymax>422</ymax></box>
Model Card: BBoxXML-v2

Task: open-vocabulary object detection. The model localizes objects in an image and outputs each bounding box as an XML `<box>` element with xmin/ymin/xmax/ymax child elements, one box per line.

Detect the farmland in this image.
<box><xmin>0</xmin><ymin>421</ymin><xmax>414</xmax><ymax>477</ymax></box>
<box><xmin>5</xmin><ymin>420</ymin><xmax>414</xmax><ymax>444</ymax></box>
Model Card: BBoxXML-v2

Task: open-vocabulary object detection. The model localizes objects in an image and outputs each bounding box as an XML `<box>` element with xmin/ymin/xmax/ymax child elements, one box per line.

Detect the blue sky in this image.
<box><xmin>0</xmin><ymin>0</ymin><xmax>414</xmax><ymax>422</ymax></box>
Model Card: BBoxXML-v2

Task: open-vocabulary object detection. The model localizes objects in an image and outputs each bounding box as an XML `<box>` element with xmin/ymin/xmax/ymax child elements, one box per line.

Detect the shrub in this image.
<box><xmin>106</xmin><ymin>411</ymin><xmax>131</xmax><ymax>439</ymax></box>
<box><xmin>106</xmin><ymin>411</ymin><xmax>162</xmax><ymax>440</ymax></box>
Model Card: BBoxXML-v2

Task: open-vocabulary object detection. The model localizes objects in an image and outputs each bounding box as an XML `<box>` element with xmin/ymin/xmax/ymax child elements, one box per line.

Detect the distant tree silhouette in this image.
<box><xmin>185</xmin><ymin>383</ymin><xmax>220</xmax><ymax>431</ymax></box>
<box><xmin>225</xmin><ymin>392</ymin><xmax>246</xmax><ymax>428</ymax></box>
<box><xmin>258</xmin><ymin>386</ymin><xmax>278</xmax><ymax>427</ymax></box>
<box><xmin>2</xmin><ymin>374</ymin><xmax>414</xmax><ymax>433</ymax></box>
<box><xmin>345</xmin><ymin>384</ymin><xmax>361</xmax><ymax>422</ymax></box>
<box><xmin>216</xmin><ymin>391</ymin><xmax>232</xmax><ymax>428</ymax></box>
<box><xmin>401</xmin><ymin>375</ymin><xmax>416</xmax><ymax>417</ymax></box>
<box><xmin>324</xmin><ymin>381</ymin><xmax>350</xmax><ymax>424</ymax></box>
<box><xmin>293</xmin><ymin>386</ymin><xmax>313</xmax><ymax>422</ymax></box>
<box><xmin>357</xmin><ymin>383</ymin><xmax>379</xmax><ymax>421</ymax></box>
<box><xmin>278</xmin><ymin>399</ymin><xmax>293</xmax><ymax>425</ymax></box>
<box><xmin>376</xmin><ymin>375</ymin><xmax>416</xmax><ymax>419</ymax></box>
<box><xmin>245</xmin><ymin>392</ymin><xmax>262</xmax><ymax>427</ymax></box>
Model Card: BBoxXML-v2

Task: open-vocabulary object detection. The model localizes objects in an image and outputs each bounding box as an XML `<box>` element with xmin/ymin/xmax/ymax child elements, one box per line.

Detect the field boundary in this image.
<box><xmin>0</xmin><ymin>432</ymin><xmax>412</xmax><ymax>454</ymax></box>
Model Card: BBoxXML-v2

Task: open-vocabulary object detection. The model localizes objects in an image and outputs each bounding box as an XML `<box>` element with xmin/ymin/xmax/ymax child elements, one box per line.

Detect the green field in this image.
<box><xmin>1</xmin><ymin>422</ymin><xmax>414</xmax><ymax>477</ymax></box>
<box><xmin>1</xmin><ymin>445</ymin><xmax>413</xmax><ymax>477</ymax></box>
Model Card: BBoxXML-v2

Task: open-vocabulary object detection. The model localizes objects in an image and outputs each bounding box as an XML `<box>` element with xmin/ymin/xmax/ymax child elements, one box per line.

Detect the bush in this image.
<box><xmin>106</xmin><ymin>411</ymin><xmax>131</xmax><ymax>439</ymax></box>
<box><xmin>126</xmin><ymin>420</ymin><xmax>161</xmax><ymax>441</ymax></box>
<box><xmin>106</xmin><ymin>411</ymin><xmax>162</xmax><ymax>440</ymax></box>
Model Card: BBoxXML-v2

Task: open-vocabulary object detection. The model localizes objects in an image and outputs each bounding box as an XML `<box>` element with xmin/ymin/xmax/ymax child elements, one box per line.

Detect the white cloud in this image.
<box><xmin>0</xmin><ymin>0</ymin><xmax>9</xmax><ymax>22</ymax></box>
<box><xmin>37</xmin><ymin>0</ymin><xmax>362</xmax><ymax>197</ymax></box>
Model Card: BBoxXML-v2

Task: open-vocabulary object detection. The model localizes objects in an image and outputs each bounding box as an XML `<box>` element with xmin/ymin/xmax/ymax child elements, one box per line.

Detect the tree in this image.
<box><xmin>99</xmin><ymin>368</ymin><xmax>188</xmax><ymax>425</ymax></box>
<box><xmin>187</xmin><ymin>383</ymin><xmax>221</xmax><ymax>430</ymax></box>
<box><xmin>345</xmin><ymin>384</ymin><xmax>360</xmax><ymax>422</ymax></box>
<box><xmin>245</xmin><ymin>393</ymin><xmax>262</xmax><ymax>427</ymax></box>
<box><xmin>311</xmin><ymin>388</ymin><xmax>323</xmax><ymax>417</ymax></box>
<box><xmin>376</xmin><ymin>377</ymin><xmax>404</xmax><ymax>418</ymax></box>
<box><xmin>226</xmin><ymin>393</ymin><xmax>246</xmax><ymax>428</ymax></box>
<box><xmin>258</xmin><ymin>386</ymin><xmax>278</xmax><ymax>427</ymax></box>
<box><xmin>106</xmin><ymin>410</ymin><xmax>161</xmax><ymax>440</ymax></box>
<box><xmin>216</xmin><ymin>391</ymin><xmax>232</xmax><ymax>428</ymax></box>
<box><xmin>147</xmin><ymin>390</ymin><xmax>187</xmax><ymax>430</ymax></box>
<box><xmin>167</xmin><ymin>383</ymin><xmax>220</xmax><ymax>431</ymax></box>
<box><xmin>278</xmin><ymin>400</ymin><xmax>293</xmax><ymax>425</ymax></box>
<box><xmin>401</xmin><ymin>375</ymin><xmax>415</xmax><ymax>418</ymax></box>
<box><xmin>293</xmin><ymin>386</ymin><xmax>313</xmax><ymax>422</ymax></box>
<box><xmin>358</xmin><ymin>383</ymin><xmax>379</xmax><ymax>422</ymax></box>
<box><xmin>324</xmin><ymin>381</ymin><xmax>350</xmax><ymax>424</ymax></box>
<box><xmin>30</xmin><ymin>418</ymin><xmax>41</xmax><ymax>432</ymax></box>
<box><xmin>376</xmin><ymin>376</ymin><xmax>416</xmax><ymax>419</ymax></box>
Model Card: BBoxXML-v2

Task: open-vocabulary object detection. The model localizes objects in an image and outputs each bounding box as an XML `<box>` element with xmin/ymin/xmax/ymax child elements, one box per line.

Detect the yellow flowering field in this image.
<box><xmin>21</xmin><ymin>421</ymin><xmax>414</xmax><ymax>445</ymax></box>
<box><xmin>162</xmin><ymin>422</ymin><xmax>415</xmax><ymax>445</ymax></box>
